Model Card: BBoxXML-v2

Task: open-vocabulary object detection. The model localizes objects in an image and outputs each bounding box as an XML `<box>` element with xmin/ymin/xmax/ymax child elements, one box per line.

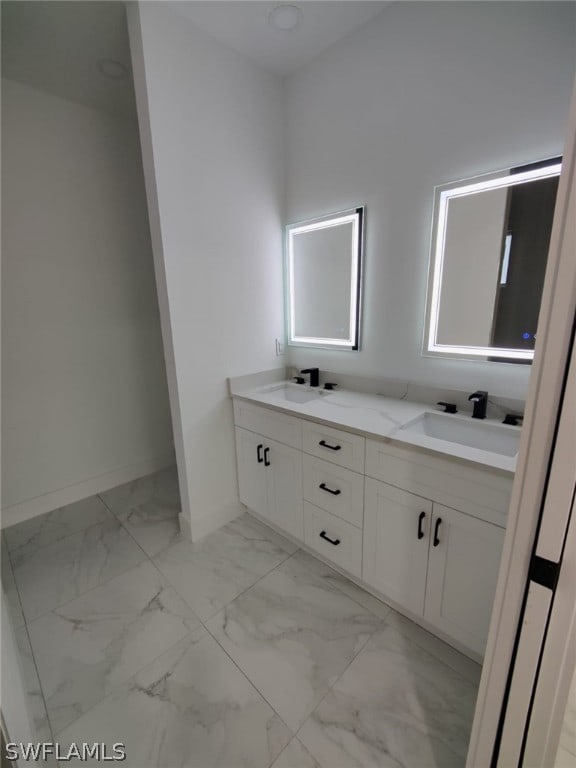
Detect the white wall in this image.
<box><xmin>284</xmin><ymin>1</ymin><xmax>576</xmax><ymax>398</ymax></box>
<box><xmin>1</xmin><ymin>79</ymin><xmax>174</xmax><ymax>524</ymax></box>
<box><xmin>127</xmin><ymin>4</ymin><xmax>285</xmax><ymax>539</ymax></box>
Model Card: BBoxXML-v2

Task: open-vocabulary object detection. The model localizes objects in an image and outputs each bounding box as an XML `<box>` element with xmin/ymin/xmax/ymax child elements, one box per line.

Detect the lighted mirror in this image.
<box><xmin>286</xmin><ymin>207</ymin><xmax>364</xmax><ymax>350</ymax></box>
<box><xmin>424</xmin><ymin>158</ymin><xmax>561</xmax><ymax>362</ymax></box>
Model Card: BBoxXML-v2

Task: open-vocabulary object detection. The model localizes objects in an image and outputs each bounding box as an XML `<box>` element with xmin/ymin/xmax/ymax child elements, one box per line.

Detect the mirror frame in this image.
<box><xmin>285</xmin><ymin>206</ymin><xmax>365</xmax><ymax>351</ymax></box>
<box><xmin>423</xmin><ymin>159</ymin><xmax>562</xmax><ymax>362</ymax></box>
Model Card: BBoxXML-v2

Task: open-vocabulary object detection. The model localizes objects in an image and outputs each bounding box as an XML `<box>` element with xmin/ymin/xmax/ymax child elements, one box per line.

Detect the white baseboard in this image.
<box><xmin>1</xmin><ymin>452</ymin><xmax>176</xmax><ymax>529</ymax></box>
<box><xmin>181</xmin><ymin>501</ymin><xmax>243</xmax><ymax>542</ymax></box>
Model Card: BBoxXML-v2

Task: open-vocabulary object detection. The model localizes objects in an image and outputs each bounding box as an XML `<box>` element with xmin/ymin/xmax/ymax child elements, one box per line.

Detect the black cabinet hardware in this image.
<box><xmin>319</xmin><ymin>530</ymin><xmax>341</xmax><ymax>546</ymax></box>
<box><xmin>418</xmin><ymin>511</ymin><xmax>426</xmax><ymax>540</ymax></box>
<box><xmin>257</xmin><ymin>444</ymin><xmax>264</xmax><ymax>464</ymax></box>
<box><xmin>433</xmin><ymin>518</ymin><xmax>442</xmax><ymax>547</ymax></box>
<box><xmin>319</xmin><ymin>440</ymin><xmax>342</xmax><ymax>451</ymax></box>
<box><xmin>319</xmin><ymin>483</ymin><xmax>341</xmax><ymax>496</ymax></box>
<box><xmin>437</xmin><ymin>401</ymin><xmax>457</xmax><ymax>414</ymax></box>
<box><xmin>264</xmin><ymin>447</ymin><xmax>271</xmax><ymax>467</ymax></box>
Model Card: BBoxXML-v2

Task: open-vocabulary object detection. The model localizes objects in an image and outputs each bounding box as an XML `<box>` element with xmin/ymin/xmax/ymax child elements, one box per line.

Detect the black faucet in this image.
<box><xmin>468</xmin><ymin>391</ymin><xmax>488</xmax><ymax>419</ymax></box>
<box><xmin>301</xmin><ymin>368</ymin><xmax>319</xmax><ymax>387</ymax></box>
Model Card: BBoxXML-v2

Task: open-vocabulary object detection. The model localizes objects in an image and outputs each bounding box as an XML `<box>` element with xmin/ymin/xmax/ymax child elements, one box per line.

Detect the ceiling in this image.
<box><xmin>174</xmin><ymin>1</ymin><xmax>392</xmax><ymax>76</ymax></box>
<box><xmin>1</xmin><ymin>1</ymin><xmax>136</xmax><ymax>118</ymax></box>
<box><xmin>1</xmin><ymin>1</ymin><xmax>391</xmax><ymax>116</ymax></box>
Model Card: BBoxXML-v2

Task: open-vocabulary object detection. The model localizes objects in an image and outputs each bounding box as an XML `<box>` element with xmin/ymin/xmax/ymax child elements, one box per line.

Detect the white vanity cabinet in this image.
<box><xmin>363</xmin><ymin>438</ymin><xmax>510</xmax><ymax>656</ymax></box>
<box><xmin>424</xmin><ymin>504</ymin><xmax>505</xmax><ymax>655</ymax></box>
<box><xmin>233</xmin><ymin>401</ymin><xmax>303</xmax><ymax>540</ymax></box>
<box><xmin>363</xmin><ymin>480</ymin><xmax>432</xmax><ymax>616</ymax></box>
<box><xmin>363</xmin><ymin>479</ymin><xmax>505</xmax><ymax>656</ymax></box>
<box><xmin>301</xmin><ymin>424</ymin><xmax>365</xmax><ymax>579</ymax></box>
<box><xmin>233</xmin><ymin>396</ymin><xmax>513</xmax><ymax>659</ymax></box>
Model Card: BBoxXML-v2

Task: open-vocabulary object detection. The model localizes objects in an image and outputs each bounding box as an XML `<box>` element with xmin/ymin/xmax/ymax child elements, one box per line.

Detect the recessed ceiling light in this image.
<box><xmin>96</xmin><ymin>59</ymin><xmax>128</xmax><ymax>81</ymax></box>
<box><xmin>269</xmin><ymin>4</ymin><xmax>302</xmax><ymax>32</ymax></box>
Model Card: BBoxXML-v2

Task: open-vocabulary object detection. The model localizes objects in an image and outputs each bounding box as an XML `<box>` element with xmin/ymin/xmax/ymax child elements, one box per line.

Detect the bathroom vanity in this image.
<box><xmin>231</xmin><ymin>378</ymin><xmax>517</xmax><ymax>661</ymax></box>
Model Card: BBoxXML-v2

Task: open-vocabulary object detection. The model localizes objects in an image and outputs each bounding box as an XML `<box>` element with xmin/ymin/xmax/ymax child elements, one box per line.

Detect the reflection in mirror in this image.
<box><xmin>286</xmin><ymin>207</ymin><xmax>364</xmax><ymax>350</ymax></box>
<box><xmin>424</xmin><ymin>159</ymin><xmax>561</xmax><ymax>362</ymax></box>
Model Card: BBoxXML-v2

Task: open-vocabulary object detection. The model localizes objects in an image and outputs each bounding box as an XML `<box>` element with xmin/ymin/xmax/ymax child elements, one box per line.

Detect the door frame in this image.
<box><xmin>467</xmin><ymin>74</ymin><xmax>576</xmax><ymax>767</ymax></box>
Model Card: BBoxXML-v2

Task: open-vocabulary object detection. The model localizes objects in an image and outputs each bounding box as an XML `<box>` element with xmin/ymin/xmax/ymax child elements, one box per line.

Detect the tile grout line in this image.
<box><xmin>23</xmin><ymin>507</ymin><xmax>294</xmax><ymax>741</ymax></box>
<box><xmin>1</xmin><ymin>540</ymin><xmax>57</xmax><ymax>744</ymax></box>
<box><xmin>16</xmin><ymin>545</ymin><xmax>150</xmax><ymax>628</ymax></box>
<box><xmin>287</xmin><ymin>549</ymin><xmax>394</xmax><ymax>623</ymax></box>
<box><xmin>2</xmin><ymin>543</ymin><xmax>27</xmax><ymax>632</ymax></box>
<box><xmin>14</xmin><ymin>500</ymin><xmax>156</xmax><ymax>626</ymax></box>
<box><xmin>21</xmin><ymin>621</ymin><xmax>58</xmax><ymax>744</ymax></box>
<box><xmin>196</xmin><ymin>545</ymin><xmax>391</xmax><ymax>753</ymax></box>
<box><xmin>5</xmin><ymin>496</ymin><xmax>115</xmax><ymax>562</ymax></box>
<box><xmin>50</xmin><ymin>625</ymin><xmax>207</xmax><ymax>740</ymax></box>
<box><xmin>6</xmin><ymin>478</ymin><xmax>191</xmax><ymax>740</ymax></box>
<box><xmin>202</xmin><ymin>620</ymin><xmax>296</xmax><ymax>742</ymax></box>
<box><xmin>46</xmin><ymin>517</ymin><xmax>300</xmax><ymax>740</ymax></box>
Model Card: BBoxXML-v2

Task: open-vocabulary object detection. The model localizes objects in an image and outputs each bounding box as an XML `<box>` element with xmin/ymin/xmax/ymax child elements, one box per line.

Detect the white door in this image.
<box><xmin>363</xmin><ymin>478</ymin><xmax>431</xmax><ymax>616</ymax></box>
<box><xmin>467</xmin><ymin>75</ymin><xmax>576</xmax><ymax>768</ymax></box>
<box><xmin>425</xmin><ymin>505</ymin><xmax>505</xmax><ymax>657</ymax></box>
<box><xmin>495</xmin><ymin>326</ymin><xmax>576</xmax><ymax>767</ymax></box>
<box><xmin>265</xmin><ymin>436</ymin><xmax>303</xmax><ymax>540</ymax></box>
<box><xmin>235</xmin><ymin>427</ymin><xmax>267</xmax><ymax>518</ymax></box>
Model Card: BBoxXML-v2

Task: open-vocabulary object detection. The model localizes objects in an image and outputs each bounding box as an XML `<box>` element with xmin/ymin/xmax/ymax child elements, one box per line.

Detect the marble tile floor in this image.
<box><xmin>1</xmin><ymin>466</ymin><xmax>482</xmax><ymax>768</ymax></box>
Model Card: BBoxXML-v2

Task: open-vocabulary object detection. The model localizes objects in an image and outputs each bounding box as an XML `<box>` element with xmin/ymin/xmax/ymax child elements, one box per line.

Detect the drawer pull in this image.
<box><xmin>264</xmin><ymin>447</ymin><xmax>271</xmax><ymax>467</ymax></box>
<box><xmin>319</xmin><ymin>530</ymin><xmax>341</xmax><ymax>546</ymax></box>
<box><xmin>319</xmin><ymin>439</ymin><xmax>342</xmax><ymax>452</ymax></box>
<box><xmin>433</xmin><ymin>517</ymin><xmax>442</xmax><ymax>547</ymax></box>
<box><xmin>418</xmin><ymin>511</ymin><xmax>426</xmax><ymax>540</ymax></box>
<box><xmin>257</xmin><ymin>444</ymin><xmax>264</xmax><ymax>464</ymax></box>
<box><xmin>319</xmin><ymin>483</ymin><xmax>341</xmax><ymax>496</ymax></box>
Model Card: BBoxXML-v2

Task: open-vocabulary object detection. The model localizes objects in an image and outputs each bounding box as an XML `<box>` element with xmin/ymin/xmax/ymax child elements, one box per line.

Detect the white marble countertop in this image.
<box><xmin>231</xmin><ymin>380</ymin><xmax>518</xmax><ymax>474</ymax></box>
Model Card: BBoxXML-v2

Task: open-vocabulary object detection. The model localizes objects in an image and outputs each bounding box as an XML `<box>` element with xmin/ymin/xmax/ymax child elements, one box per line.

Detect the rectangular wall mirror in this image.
<box><xmin>424</xmin><ymin>158</ymin><xmax>561</xmax><ymax>362</ymax></box>
<box><xmin>286</xmin><ymin>207</ymin><xmax>365</xmax><ymax>350</ymax></box>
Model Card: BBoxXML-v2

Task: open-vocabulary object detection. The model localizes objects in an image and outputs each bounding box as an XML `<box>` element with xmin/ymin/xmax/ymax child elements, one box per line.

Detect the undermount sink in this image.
<box><xmin>263</xmin><ymin>384</ymin><xmax>324</xmax><ymax>404</ymax></box>
<box><xmin>400</xmin><ymin>412</ymin><xmax>520</xmax><ymax>457</ymax></box>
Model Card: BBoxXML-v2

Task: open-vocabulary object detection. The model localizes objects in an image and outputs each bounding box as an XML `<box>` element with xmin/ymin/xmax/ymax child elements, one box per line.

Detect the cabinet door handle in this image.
<box><xmin>257</xmin><ymin>444</ymin><xmax>264</xmax><ymax>464</ymax></box>
<box><xmin>433</xmin><ymin>517</ymin><xmax>442</xmax><ymax>547</ymax></box>
<box><xmin>319</xmin><ymin>440</ymin><xmax>342</xmax><ymax>452</ymax></box>
<box><xmin>319</xmin><ymin>483</ymin><xmax>341</xmax><ymax>496</ymax></box>
<box><xmin>319</xmin><ymin>530</ymin><xmax>341</xmax><ymax>546</ymax></box>
<box><xmin>418</xmin><ymin>511</ymin><xmax>426</xmax><ymax>540</ymax></box>
<box><xmin>264</xmin><ymin>447</ymin><xmax>271</xmax><ymax>467</ymax></box>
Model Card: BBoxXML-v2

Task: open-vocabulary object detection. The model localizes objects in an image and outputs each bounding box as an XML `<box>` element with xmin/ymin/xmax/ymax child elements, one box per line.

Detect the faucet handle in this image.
<box><xmin>502</xmin><ymin>413</ymin><xmax>523</xmax><ymax>426</ymax></box>
<box><xmin>324</xmin><ymin>382</ymin><xmax>338</xmax><ymax>391</ymax></box>
<box><xmin>437</xmin><ymin>401</ymin><xmax>457</xmax><ymax>414</ymax></box>
<box><xmin>293</xmin><ymin>376</ymin><xmax>305</xmax><ymax>385</ymax></box>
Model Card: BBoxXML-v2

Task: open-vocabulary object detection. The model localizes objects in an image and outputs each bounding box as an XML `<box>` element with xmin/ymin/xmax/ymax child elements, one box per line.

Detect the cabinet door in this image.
<box><xmin>235</xmin><ymin>427</ymin><xmax>267</xmax><ymax>518</ymax></box>
<box><xmin>425</xmin><ymin>504</ymin><xmax>505</xmax><ymax>657</ymax></box>
<box><xmin>265</xmin><ymin>437</ymin><xmax>303</xmax><ymax>540</ymax></box>
<box><xmin>363</xmin><ymin>478</ymin><xmax>432</xmax><ymax>616</ymax></box>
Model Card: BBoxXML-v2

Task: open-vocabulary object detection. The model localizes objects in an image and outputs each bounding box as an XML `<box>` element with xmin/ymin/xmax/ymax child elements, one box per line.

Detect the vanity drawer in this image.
<box><xmin>303</xmin><ymin>502</ymin><xmax>362</xmax><ymax>578</ymax></box>
<box><xmin>303</xmin><ymin>455</ymin><xmax>363</xmax><ymax>528</ymax></box>
<box><xmin>302</xmin><ymin>421</ymin><xmax>365</xmax><ymax>473</ymax></box>
<box><xmin>233</xmin><ymin>399</ymin><xmax>301</xmax><ymax>449</ymax></box>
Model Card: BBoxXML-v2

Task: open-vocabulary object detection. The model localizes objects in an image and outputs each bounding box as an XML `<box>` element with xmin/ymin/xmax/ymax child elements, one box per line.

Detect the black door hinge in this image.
<box><xmin>528</xmin><ymin>555</ymin><xmax>561</xmax><ymax>591</ymax></box>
